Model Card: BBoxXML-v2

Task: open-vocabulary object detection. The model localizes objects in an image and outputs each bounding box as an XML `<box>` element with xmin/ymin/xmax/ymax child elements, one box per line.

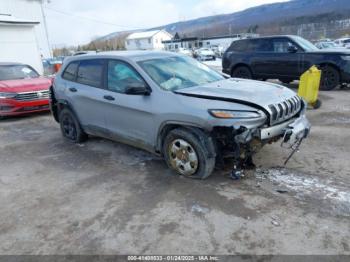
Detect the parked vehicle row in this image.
<box><xmin>222</xmin><ymin>35</ymin><xmax>350</xmax><ymax>90</ymax></box>
<box><xmin>171</xmin><ymin>47</ymin><xmax>220</xmax><ymax>61</ymax></box>
<box><xmin>42</xmin><ymin>57</ymin><xmax>63</xmax><ymax>76</ymax></box>
<box><xmin>334</xmin><ymin>37</ymin><xmax>350</xmax><ymax>49</ymax></box>
<box><xmin>49</xmin><ymin>51</ymin><xmax>310</xmax><ymax>179</ymax></box>
<box><xmin>314</xmin><ymin>41</ymin><xmax>348</xmax><ymax>51</ymax></box>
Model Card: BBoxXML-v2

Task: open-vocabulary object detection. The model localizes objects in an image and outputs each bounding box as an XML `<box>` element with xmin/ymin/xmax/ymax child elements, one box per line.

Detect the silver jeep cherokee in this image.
<box><xmin>50</xmin><ymin>51</ymin><xmax>310</xmax><ymax>179</ymax></box>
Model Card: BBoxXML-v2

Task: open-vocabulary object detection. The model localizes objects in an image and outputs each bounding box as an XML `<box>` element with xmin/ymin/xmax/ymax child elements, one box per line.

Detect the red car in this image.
<box><xmin>0</xmin><ymin>62</ymin><xmax>51</xmax><ymax>118</ymax></box>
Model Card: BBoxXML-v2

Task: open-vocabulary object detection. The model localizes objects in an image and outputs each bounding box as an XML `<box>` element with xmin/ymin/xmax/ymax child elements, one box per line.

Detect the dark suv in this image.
<box><xmin>222</xmin><ymin>35</ymin><xmax>350</xmax><ymax>90</ymax></box>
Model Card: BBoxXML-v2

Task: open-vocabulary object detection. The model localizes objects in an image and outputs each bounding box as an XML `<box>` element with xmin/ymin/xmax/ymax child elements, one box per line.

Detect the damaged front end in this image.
<box><xmin>212</xmin><ymin>125</ymin><xmax>269</xmax><ymax>169</ymax></box>
<box><xmin>211</xmin><ymin>100</ymin><xmax>311</xmax><ymax>173</ymax></box>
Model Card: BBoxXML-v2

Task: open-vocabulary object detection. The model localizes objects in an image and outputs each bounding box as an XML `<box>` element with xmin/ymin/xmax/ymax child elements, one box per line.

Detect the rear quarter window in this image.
<box><xmin>229</xmin><ymin>39</ymin><xmax>260</xmax><ymax>52</ymax></box>
<box><xmin>62</xmin><ymin>62</ymin><xmax>79</xmax><ymax>81</ymax></box>
<box><xmin>228</xmin><ymin>40</ymin><xmax>248</xmax><ymax>52</ymax></box>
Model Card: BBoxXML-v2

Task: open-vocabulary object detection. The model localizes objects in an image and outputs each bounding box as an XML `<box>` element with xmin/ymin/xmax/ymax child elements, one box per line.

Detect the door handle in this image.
<box><xmin>68</xmin><ymin>87</ymin><xmax>77</xmax><ymax>92</ymax></box>
<box><xmin>103</xmin><ymin>95</ymin><xmax>115</xmax><ymax>101</ymax></box>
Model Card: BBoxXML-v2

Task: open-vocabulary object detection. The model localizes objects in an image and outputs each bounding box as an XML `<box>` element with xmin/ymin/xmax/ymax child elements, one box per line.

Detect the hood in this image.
<box><xmin>306</xmin><ymin>49</ymin><xmax>350</xmax><ymax>55</ymax></box>
<box><xmin>174</xmin><ymin>78</ymin><xmax>296</xmax><ymax>110</ymax></box>
<box><xmin>0</xmin><ymin>77</ymin><xmax>51</xmax><ymax>93</ymax></box>
<box><xmin>318</xmin><ymin>48</ymin><xmax>350</xmax><ymax>52</ymax></box>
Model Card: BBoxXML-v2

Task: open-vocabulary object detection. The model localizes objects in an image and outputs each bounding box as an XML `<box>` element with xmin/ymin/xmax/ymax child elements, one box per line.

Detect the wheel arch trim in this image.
<box><xmin>156</xmin><ymin>121</ymin><xmax>212</xmax><ymax>155</ymax></box>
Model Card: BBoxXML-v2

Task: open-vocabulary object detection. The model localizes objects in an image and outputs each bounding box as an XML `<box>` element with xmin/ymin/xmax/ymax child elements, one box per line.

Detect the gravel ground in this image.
<box><xmin>0</xmin><ymin>87</ymin><xmax>349</xmax><ymax>255</ymax></box>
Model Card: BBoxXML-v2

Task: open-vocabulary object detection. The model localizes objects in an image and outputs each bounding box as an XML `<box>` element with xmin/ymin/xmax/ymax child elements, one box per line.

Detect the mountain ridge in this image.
<box><xmin>95</xmin><ymin>0</ymin><xmax>350</xmax><ymax>44</ymax></box>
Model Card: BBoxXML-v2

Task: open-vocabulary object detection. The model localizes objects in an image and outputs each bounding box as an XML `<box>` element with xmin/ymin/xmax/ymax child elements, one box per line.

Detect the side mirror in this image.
<box><xmin>125</xmin><ymin>82</ymin><xmax>151</xmax><ymax>96</ymax></box>
<box><xmin>287</xmin><ymin>45</ymin><xmax>298</xmax><ymax>53</ymax></box>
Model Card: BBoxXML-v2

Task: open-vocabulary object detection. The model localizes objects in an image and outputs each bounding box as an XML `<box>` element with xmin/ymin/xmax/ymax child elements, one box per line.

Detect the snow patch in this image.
<box><xmin>256</xmin><ymin>168</ymin><xmax>350</xmax><ymax>204</ymax></box>
<box><xmin>191</xmin><ymin>204</ymin><xmax>209</xmax><ymax>214</ymax></box>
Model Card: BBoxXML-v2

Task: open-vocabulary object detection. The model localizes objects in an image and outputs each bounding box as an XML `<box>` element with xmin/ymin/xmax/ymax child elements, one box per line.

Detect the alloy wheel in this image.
<box><xmin>62</xmin><ymin>114</ymin><xmax>77</xmax><ymax>140</ymax></box>
<box><xmin>322</xmin><ymin>69</ymin><xmax>337</xmax><ymax>90</ymax></box>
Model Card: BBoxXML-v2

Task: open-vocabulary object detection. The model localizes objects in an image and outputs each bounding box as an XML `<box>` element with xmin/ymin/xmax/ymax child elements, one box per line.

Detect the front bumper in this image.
<box><xmin>260</xmin><ymin>114</ymin><xmax>310</xmax><ymax>147</ymax></box>
<box><xmin>0</xmin><ymin>98</ymin><xmax>50</xmax><ymax>116</ymax></box>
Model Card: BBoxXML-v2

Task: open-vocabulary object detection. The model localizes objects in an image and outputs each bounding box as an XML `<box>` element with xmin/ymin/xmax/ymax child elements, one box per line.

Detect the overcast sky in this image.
<box><xmin>44</xmin><ymin>0</ymin><xmax>290</xmax><ymax>47</ymax></box>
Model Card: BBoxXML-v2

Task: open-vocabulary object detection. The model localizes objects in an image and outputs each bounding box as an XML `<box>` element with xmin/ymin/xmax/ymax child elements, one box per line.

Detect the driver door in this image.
<box><xmin>269</xmin><ymin>37</ymin><xmax>303</xmax><ymax>78</ymax></box>
<box><xmin>102</xmin><ymin>59</ymin><xmax>156</xmax><ymax>151</ymax></box>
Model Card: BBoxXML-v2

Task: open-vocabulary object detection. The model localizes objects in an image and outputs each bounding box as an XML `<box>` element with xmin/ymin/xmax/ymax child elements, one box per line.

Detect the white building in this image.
<box><xmin>0</xmin><ymin>0</ymin><xmax>52</xmax><ymax>74</ymax></box>
<box><xmin>125</xmin><ymin>30</ymin><xmax>172</xmax><ymax>50</ymax></box>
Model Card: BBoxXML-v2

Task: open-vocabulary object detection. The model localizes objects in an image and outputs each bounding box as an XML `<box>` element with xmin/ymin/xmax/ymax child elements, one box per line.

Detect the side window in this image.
<box><xmin>229</xmin><ymin>40</ymin><xmax>247</xmax><ymax>52</ymax></box>
<box><xmin>256</xmin><ymin>39</ymin><xmax>273</xmax><ymax>52</ymax></box>
<box><xmin>245</xmin><ymin>40</ymin><xmax>258</xmax><ymax>52</ymax></box>
<box><xmin>62</xmin><ymin>62</ymin><xmax>79</xmax><ymax>81</ymax></box>
<box><xmin>107</xmin><ymin>60</ymin><xmax>145</xmax><ymax>93</ymax></box>
<box><xmin>273</xmin><ymin>39</ymin><xmax>296</xmax><ymax>53</ymax></box>
<box><xmin>76</xmin><ymin>60</ymin><xmax>103</xmax><ymax>88</ymax></box>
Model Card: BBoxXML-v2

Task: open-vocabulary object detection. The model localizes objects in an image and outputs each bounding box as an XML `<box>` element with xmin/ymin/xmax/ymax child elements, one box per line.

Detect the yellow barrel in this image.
<box><xmin>298</xmin><ymin>65</ymin><xmax>321</xmax><ymax>109</ymax></box>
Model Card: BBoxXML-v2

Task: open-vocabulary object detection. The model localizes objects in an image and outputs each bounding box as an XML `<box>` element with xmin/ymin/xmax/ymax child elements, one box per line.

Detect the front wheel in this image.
<box><xmin>320</xmin><ymin>65</ymin><xmax>340</xmax><ymax>91</ymax></box>
<box><xmin>163</xmin><ymin>128</ymin><xmax>216</xmax><ymax>179</ymax></box>
<box><xmin>231</xmin><ymin>66</ymin><xmax>253</xmax><ymax>79</ymax></box>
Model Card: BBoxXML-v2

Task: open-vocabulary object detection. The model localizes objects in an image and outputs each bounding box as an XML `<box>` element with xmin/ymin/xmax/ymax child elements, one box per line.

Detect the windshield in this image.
<box><xmin>0</xmin><ymin>65</ymin><xmax>39</xmax><ymax>81</ymax></box>
<box><xmin>293</xmin><ymin>36</ymin><xmax>319</xmax><ymax>51</ymax></box>
<box><xmin>138</xmin><ymin>56</ymin><xmax>224</xmax><ymax>91</ymax></box>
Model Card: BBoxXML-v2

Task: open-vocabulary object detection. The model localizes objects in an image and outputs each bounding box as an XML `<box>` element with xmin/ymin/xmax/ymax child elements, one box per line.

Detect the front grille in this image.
<box><xmin>14</xmin><ymin>90</ymin><xmax>50</xmax><ymax>101</ymax></box>
<box><xmin>0</xmin><ymin>106</ymin><xmax>14</xmax><ymax>112</ymax></box>
<box><xmin>268</xmin><ymin>95</ymin><xmax>302</xmax><ymax>125</ymax></box>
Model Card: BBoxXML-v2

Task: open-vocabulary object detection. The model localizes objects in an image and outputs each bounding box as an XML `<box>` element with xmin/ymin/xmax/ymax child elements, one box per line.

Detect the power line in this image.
<box><xmin>44</xmin><ymin>6</ymin><xmax>142</xmax><ymax>30</ymax></box>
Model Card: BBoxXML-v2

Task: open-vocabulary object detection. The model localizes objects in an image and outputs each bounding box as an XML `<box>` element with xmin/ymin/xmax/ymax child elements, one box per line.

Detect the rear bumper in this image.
<box><xmin>0</xmin><ymin>98</ymin><xmax>50</xmax><ymax>116</ymax></box>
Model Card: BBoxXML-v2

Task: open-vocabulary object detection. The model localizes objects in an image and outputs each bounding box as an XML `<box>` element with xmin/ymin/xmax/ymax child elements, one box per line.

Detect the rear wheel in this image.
<box><xmin>231</xmin><ymin>66</ymin><xmax>252</xmax><ymax>79</ymax></box>
<box><xmin>59</xmin><ymin>108</ymin><xmax>87</xmax><ymax>143</ymax></box>
<box><xmin>320</xmin><ymin>65</ymin><xmax>340</xmax><ymax>91</ymax></box>
<box><xmin>163</xmin><ymin>128</ymin><xmax>216</xmax><ymax>179</ymax></box>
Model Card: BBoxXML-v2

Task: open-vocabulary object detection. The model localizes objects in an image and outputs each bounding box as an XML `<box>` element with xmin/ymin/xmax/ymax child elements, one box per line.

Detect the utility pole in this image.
<box><xmin>40</xmin><ymin>0</ymin><xmax>53</xmax><ymax>57</ymax></box>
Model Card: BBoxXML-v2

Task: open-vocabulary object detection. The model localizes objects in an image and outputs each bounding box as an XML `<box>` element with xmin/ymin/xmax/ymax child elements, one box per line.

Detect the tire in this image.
<box><xmin>231</xmin><ymin>66</ymin><xmax>253</xmax><ymax>79</ymax></box>
<box><xmin>320</xmin><ymin>65</ymin><xmax>340</xmax><ymax>91</ymax></box>
<box><xmin>311</xmin><ymin>99</ymin><xmax>322</xmax><ymax>109</ymax></box>
<box><xmin>162</xmin><ymin>128</ymin><xmax>216</xmax><ymax>179</ymax></box>
<box><xmin>59</xmin><ymin>108</ymin><xmax>88</xmax><ymax>143</ymax></box>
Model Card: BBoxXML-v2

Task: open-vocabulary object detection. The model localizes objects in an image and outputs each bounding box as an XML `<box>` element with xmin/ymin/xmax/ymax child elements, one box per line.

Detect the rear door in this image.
<box><xmin>64</xmin><ymin>59</ymin><xmax>108</xmax><ymax>134</ymax></box>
